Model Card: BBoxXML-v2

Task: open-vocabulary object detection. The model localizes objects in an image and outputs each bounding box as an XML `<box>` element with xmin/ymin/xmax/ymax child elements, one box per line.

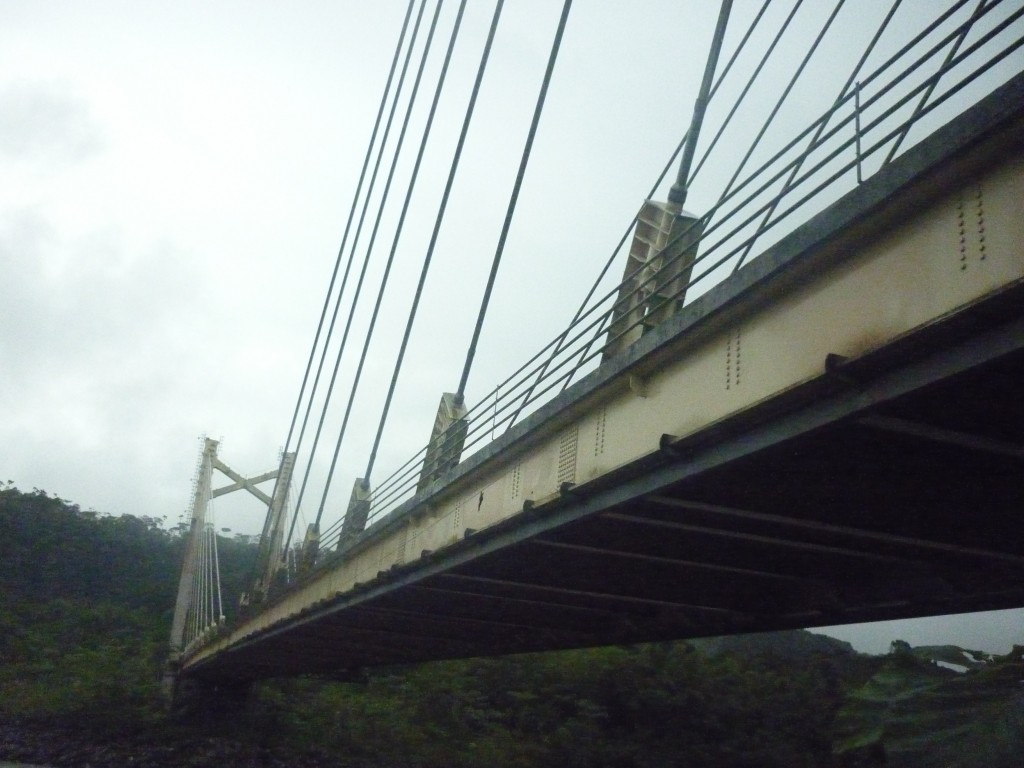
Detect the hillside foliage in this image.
<box><xmin>1</xmin><ymin>483</ymin><xmax>1020</xmax><ymax>767</ymax></box>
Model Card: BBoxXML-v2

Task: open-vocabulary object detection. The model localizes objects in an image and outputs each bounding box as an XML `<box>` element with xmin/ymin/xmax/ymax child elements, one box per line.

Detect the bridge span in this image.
<box><xmin>179</xmin><ymin>75</ymin><xmax>1024</xmax><ymax>684</ymax></box>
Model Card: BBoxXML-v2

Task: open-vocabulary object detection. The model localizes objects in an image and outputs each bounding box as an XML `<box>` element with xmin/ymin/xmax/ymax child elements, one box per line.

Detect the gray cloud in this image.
<box><xmin>0</xmin><ymin>81</ymin><xmax>103</xmax><ymax>162</ymax></box>
<box><xmin>0</xmin><ymin>209</ymin><xmax>192</xmax><ymax>377</ymax></box>
<box><xmin>0</xmin><ymin>205</ymin><xmax>214</xmax><ymax>521</ymax></box>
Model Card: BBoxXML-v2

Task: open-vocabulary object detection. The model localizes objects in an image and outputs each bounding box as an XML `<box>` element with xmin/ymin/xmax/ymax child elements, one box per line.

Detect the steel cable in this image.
<box><xmin>362</xmin><ymin>0</ymin><xmax>1024</xmax><ymax>530</ymax></box>
<box><xmin>455</xmin><ymin>0</ymin><xmax>574</xmax><ymax>403</ymax></box>
<box><xmin>499</xmin><ymin>1</ymin><xmax>1003</xmax><ymax>424</ymax></box>
<box><xmin>882</xmin><ymin>0</ymin><xmax>992</xmax><ymax>165</ymax></box>
<box><xmin>286</xmin><ymin>0</ymin><xmax>433</xmax><ymax>547</ymax></box>
<box><xmin>459</xmin><ymin>0</ymin><xmax>1019</xmax><ymax>450</ymax></box>
<box><xmin>688</xmin><ymin>0</ymin><xmax>773</xmax><ymax>182</ymax></box>
<box><xmin>364</xmin><ymin>0</ymin><xmax>505</xmax><ymax>484</ymax></box>
<box><xmin>277</xmin><ymin>0</ymin><xmax>417</xmax><ymax>560</ymax></box>
<box><xmin>295</xmin><ymin>1</ymin><xmax>1023</xmax><ymax>554</ymax></box>
<box><xmin>588</xmin><ymin>0</ymin><xmax>934</xmax><ymax>344</ymax></box>
<box><xmin>732</xmin><ymin>0</ymin><xmax>900</xmax><ymax>271</ymax></box>
<box><xmin>597</xmin><ymin>3</ymin><xmax>1023</xmax><ymax>360</ymax></box>
<box><xmin>512</xmin><ymin>0</ymin><xmax>774</xmax><ymax>418</ymax></box>
<box><xmin>315</xmin><ymin>0</ymin><xmax>449</xmax><ymax>526</ymax></box>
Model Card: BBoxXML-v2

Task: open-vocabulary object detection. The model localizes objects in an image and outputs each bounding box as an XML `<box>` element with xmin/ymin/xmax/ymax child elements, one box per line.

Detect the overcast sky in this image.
<box><xmin>2</xmin><ymin>1</ymin><xmax>1021</xmax><ymax>655</ymax></box>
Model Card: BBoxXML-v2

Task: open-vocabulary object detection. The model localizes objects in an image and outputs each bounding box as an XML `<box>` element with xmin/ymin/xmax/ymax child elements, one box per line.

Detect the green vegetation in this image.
<box><xmin>249</xmin><ymin>641</ymin><xmax>858</xmax><ymax>768</ymax></box>
<box><xmin>834</xmin><ymin>641</ymin><xmax>1024</xmax><ymax>766</ymax></box>
<box><xmin>1</xmin><ymin>483</ymin><xmax>1021</xmax><ymax>767</ymax></box>
<box><xmin>0</xmin><ymin>484</ymin><xmax>256</xmax><ymax>730</ymax></box>
<box><xmin>0</xmin><ymin>485</ymin><xmax>173</xmax><ymax>726</ymax></box>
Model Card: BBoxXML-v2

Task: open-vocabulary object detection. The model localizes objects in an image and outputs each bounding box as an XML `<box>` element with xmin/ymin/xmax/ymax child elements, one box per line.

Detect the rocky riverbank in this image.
<box><xmin>0</xmin><ymin>720</ymin><xmax>388</xmax><ymax>768</ymax></box>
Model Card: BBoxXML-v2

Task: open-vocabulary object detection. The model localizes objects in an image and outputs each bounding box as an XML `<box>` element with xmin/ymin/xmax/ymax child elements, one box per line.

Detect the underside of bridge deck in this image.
<box><xmin>180</xmin><ymin>69</ymin><xmax>1024</xmax><ymax>684</ymax></box>
<box><xmin>186</xmin><ymin>280</ymin><xmax>1024</xmax><ymax>682</ymax></box>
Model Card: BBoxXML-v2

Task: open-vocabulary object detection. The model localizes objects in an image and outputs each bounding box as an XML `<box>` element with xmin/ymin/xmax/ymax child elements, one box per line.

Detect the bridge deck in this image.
<box><xmin>183</xmin><ymin>75</ymin><xmax>1024</xmax><ymax>682</ymax></box>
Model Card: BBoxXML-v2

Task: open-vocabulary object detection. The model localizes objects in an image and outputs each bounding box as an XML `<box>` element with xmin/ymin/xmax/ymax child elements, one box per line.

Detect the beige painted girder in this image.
<box><xmin>186</xmin><ymin>145</ymin><xmax>1024</xmax><ymax>670</ymax></box>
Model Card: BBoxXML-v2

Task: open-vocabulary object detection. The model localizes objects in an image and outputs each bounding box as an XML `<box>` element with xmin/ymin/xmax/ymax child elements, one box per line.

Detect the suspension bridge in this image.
<box><xmin>165</xmin><ymin>0</ymin><xmax>1024</xmax><ymax>693</ymax></box>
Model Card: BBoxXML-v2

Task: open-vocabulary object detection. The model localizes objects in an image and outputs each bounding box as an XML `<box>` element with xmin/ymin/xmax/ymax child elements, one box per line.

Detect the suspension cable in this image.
<box><xmin>315</xmin><ymin>0</ymin><xmax>449</xmax><ymax>526</ymax></box>
<box><xmin>328</xmin><ymin>0</ymin><xmax>466</xmax><ymax>493</ymax></box>
<box><xmin>212</xmin><ymin>524</ymin><xmax>224</xmax><ymax>621</ymax></box>
<box><xmin>353</xmin><ymin>1</ymin><xmax>1023</xmax><ymax>534</ymax></box>
<box><xmin>506</xmin><ymin>133</ymin><xmax>687</xmax><ymax>428</ymax></box>
<box><xmin>883</xmin><ymin>0</ymin><xmax>989</xmax><ymax>165</ymax></box>
<box><xmin>592</xmin><ymin>22</ymin><xmax>1019</xmax><ymax>365</ymax></box>
<box><xmin>277</xmin><ymin>0</ymin><xmax>416</xmax><ymax>556</ymax></box>
<box><xmin>732</xmin><ymin>0</ymin><xmax>903</xmax><ymax>271</ymax></box>
<box><xmin>724</xmin><ymin>0</ymin><xmax>847</xmax><ymax>271</ymax></box>
<box><xmin>670</xmin><ymin>0</ymin><xmax>979</xmax><ymax>280</ymax></box>
<box><xmin>688</xmin><ymin>0</ymin><xmax>772</xmax><ymax>182</ymax></box>
<box><xmin>365</xmin><ymin>0</ymin><xmax>505</xmax><ymax>482</ymax></box>
<box><xmin>515</xmin><ymin>0</ymin><xmax>773</xmax><ymax>413</ymax></box>
<box><xmin>667</xmin><ymin>0</ymin><xmax>732</xmax><ymax>208</ymax></box>
<box><xmin>455</xmin><ymin>0</ymin><xmax>574</xmax><ymax>404</ymax></box>
<box><xmin>284</xmin><ymin>0</ymin><xmax>431</xmax><ymax>551</ymax></box>
<box><xmin>598</xmin><ymin>1</ymin><xmax>1001</xmax><ymax>355</ymax></box>
<box><xmin>281</xmin><ymin>1</ymin><xmax>1021</xmax><ymax>552</ymax></box>
<box><xmin>706</xmin><ymin>0</ymin><xmax>806</xmax><ymax>220</ymax></box>
<box><xmin>524</xmin><ymin>1</ymin><xmax>886</xmax><ymax>391</ymax></box>
<box><xmin>724</xmin><ymin>0</ymin><xmax>851</xmax><ymax>259</ymax></box>
<box><xmin>353</xmin><ymin>0</ymin><xmax>469</xmax><ymax>485</ymax></box>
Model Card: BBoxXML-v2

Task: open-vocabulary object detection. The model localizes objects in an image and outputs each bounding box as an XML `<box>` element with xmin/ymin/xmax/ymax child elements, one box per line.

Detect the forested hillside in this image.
<box><xmin>1</xmin><ymin>484</ymin><xmax>1020</xmax><ymax>767</ymax></box>
<box><xmin>1</xmin><ymin>485</ymin><xmax>175</xmax><ymax>723</ymax></box>
<box><xmin>0</xmin><ymin>484</ymin><xmax>256</xmax><ymax>727</ymax></box>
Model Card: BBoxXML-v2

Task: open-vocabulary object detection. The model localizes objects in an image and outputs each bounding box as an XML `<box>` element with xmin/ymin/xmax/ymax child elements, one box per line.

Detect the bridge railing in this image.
<box><xmin>311</xmin><ymin>0</ymin><xmax>1023</xmax><ymax>562</ymax></box>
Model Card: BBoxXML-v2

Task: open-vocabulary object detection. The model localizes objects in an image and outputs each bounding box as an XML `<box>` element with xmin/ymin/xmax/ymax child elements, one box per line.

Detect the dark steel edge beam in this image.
<box><xmin>222</xmin><ymin>621</ymin><xmax>486</xmax><ymax>663</ymax></box>
<box><xmin>642</xmin><ymin>496</ymin><xmax>1024</xmax><ymax>566</ymax></box>
<box><xmin>802</xmin><ymin>588</ymin><xmax>1024</xmax><ymax>628</ymax></box>
<box><xmin>228</xmin><ymin>631</ymin><xmax>423</xmax><ymax>661</ymax></box>
<box><xmin>264</xmin><ymin>616</ymin><xmax>490</xmax><ymax>649</ymax></box>
<box><xmin>343</xmin><ymin>602</ymin><xmax>582</xmax><ymax>636</ymax></box>
<box><xmin>412</xmin><ymin>579</ymin><xmax>658</xmax><ymax>615</ymax></box>
<box><xmin>600</xmin><ymin>511</ymin><xmax>922</xmax><ymax>566</ymax></box>
<box><xmin>529</xmin><ymin>537</ymin><xmax>808</xmax><ymax>582</ymax></box>
<box><xmin>857</xmin><ymin>414</ymin><xmax>1024</xmax><ymax>459</ymax></box>
<box><xmin>405</xmin><ymin>583</ymin><xmax>624</xmax><ymax>619</ymax></box>
<box><xmin>436</xmin><ymin>572</ymin><xmax>745</xmax><ymax>616</ymax></box>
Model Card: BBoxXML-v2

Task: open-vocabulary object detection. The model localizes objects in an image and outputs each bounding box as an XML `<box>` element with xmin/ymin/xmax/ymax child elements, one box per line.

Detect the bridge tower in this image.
<box><xmin>168</xmin><ymin>437</ymin><xmax>220</xmax><ymax>658</ymax></box>
<box><xmin>245</xmin><ymin>449</ymin><xmax>297</xmax><ymax>603</ymax></box>
<box><xmin>165</xmin><ymin>437</ymin><xmax>295</xmax><ymax>698</ymax></box>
